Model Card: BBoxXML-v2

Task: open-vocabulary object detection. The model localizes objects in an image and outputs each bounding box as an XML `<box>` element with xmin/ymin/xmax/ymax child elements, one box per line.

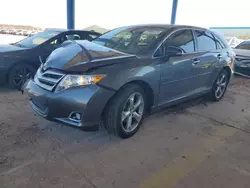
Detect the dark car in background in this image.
<box><xmin>234</xmin><ymin>40</ymin><xmax>250</xmax><ymax>77</ymax></box>
<box><xmin>24</xmin><ymin>24</ymin><xmax>235</xmax><ymax>138</ymax></box>
<box><xmin>0</xmin><ymin>29</ymin><xmax>100</xmax><ymax>88</ymax></box>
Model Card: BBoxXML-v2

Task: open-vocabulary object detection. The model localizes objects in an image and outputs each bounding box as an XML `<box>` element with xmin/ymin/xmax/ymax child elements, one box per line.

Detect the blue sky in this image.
<box><xmin>0</xmin><ymin>0</ymin><xmax>248</xmax><ymax>29</ymax></box>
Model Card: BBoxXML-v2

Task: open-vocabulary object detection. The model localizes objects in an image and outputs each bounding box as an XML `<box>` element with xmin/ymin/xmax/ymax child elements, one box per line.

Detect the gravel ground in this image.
<box><xmin>0</xmin><ymin>76</ymin><xmax>250</xmax><ymax>188</ymax></box>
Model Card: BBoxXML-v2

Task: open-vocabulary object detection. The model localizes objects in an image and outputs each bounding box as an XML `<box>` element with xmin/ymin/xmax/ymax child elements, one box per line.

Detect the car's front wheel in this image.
<box><xmin>210</xmin><ymin>69</ymin><xmax>230</xmax><ymax>101</ymax></box>
<box><xmin>104</xmin><ymin>84</ymin><xmax>146</xmax><ymax>138</ymax></box>
<box><xmin>8</xmin><ymin>64</ymin><xmax>36</xmax><ymax>89</ymax></box>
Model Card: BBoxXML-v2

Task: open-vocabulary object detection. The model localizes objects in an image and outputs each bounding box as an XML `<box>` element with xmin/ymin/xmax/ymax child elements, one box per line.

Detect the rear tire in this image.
<box><xmin>104</xmin><ymin>84</ymin><xmax>147</xmax><ymax>139</ymax></box>
<box><xmin>209</xmin><ymin>69</ymin><xmax>230</xmax><ymax>101</ymax></box>
<box><xmin>8</xmin><ymin>63</ymin><xmax>36</xmax><ymax>89</ymax></box>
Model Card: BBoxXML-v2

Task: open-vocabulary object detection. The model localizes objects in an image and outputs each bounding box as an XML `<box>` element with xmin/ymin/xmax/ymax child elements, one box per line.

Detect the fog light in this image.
<box><xmin>69</xmin><ymin>112</ymin><xmax>82</xmax><ymax>122</ymax></box>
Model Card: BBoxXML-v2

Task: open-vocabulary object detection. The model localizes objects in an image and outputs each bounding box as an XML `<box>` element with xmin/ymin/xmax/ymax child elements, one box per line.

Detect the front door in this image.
<box><xmin>156</xmin><ymin>29</ymin><xmax>201</xmax><ymax>105</ymax></box>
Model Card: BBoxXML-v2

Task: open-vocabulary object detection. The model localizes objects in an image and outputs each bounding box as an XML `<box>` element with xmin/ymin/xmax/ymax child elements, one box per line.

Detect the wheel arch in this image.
<box><xmin>124</xmin><ymin>80</ymin><xmax>155</xmax><ymax>113</ymax></box>
<box><xmin>101</xmin><ymin>79</ymin><xmax>155</xmax><ymax>120</ymax></box>
<box><xmin>6</xmin><ymin>60</ymin><xmax>38</xmax><ymax>81</ymax></box>
<box><xmin>222</xmin><ymin>66</ymin><xmax>232</xmax><ymax>79</ymax></box>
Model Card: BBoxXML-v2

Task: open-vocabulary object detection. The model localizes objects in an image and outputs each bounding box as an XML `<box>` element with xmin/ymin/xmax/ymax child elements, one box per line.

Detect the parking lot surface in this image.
<box><xmin>1</xmin><ymin>76</ymin><xmax>250</xmax><ymax>188</ymax></box>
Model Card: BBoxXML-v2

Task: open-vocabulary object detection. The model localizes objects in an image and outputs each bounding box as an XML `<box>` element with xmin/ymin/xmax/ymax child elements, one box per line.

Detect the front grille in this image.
<box><xmin>34</xmin><ymin>67</ymin><xmax>65</xmax><ymax>91</ymax></box>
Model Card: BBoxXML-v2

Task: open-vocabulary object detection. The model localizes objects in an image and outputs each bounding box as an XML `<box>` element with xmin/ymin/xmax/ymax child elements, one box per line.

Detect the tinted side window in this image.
<box><xmin>166</xmin><ymin>29</ymin><xmax>195</xmax><ymax>53</ymax></box>
<box><xmin>66</xmin><ymin>34</ymin><xmax>81</xmax><ymax>40</ymax></box>
<box><xmin>195</xmin><ymin>30</ymin><xmax>217</xmax><ymax>51</ymax></box>
<box><xmin>155</xmin><ymin>29</ymin><xmax>195</xmax><ymax>57</ymax></box>
<box><xmin>50</xmin><ymin>34</ymin><xmax>67</xmax><ymax>45</ymax></box>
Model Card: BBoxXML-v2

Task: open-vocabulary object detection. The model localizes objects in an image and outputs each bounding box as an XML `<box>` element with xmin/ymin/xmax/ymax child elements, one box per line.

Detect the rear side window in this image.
<box><xmin>195</xmin><ymin>30</ymin><xmax>217</xmax><ymax>51</ymax></box>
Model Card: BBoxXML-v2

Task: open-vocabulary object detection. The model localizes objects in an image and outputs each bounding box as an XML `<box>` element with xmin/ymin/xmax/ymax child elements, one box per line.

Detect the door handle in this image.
<box><xmin>192</xmin><ymin>58</ymin><xmax>200</xmax><ymax>65</ymax></box>
<box><xmin>217</xmin><ymin>54</ymin><xmax>222</xmax><ymax>60</ymax></box>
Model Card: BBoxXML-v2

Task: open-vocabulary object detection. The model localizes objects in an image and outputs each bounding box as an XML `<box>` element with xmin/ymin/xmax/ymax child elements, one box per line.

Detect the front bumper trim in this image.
<box><xmin>54</xmin><ymin>118</ymin><xmax>82</xmax><ymax>127</ymax></box>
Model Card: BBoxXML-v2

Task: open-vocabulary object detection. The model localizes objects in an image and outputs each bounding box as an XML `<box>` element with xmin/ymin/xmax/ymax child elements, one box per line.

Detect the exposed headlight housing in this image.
<box><xmin>55</xmin><ymin>74</ymin><xmax>105</xmax><ymax>92</ymax></box>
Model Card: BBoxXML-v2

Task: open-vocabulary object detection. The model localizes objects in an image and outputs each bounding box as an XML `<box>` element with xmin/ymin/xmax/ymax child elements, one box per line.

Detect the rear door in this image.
<box><xmin>157</xmin><ymin>29</ymin><xmax>202</xmax><ymax>105</ymax></box>
<box><xmin>193</xmin><ymin>30</ymin><xmax>220</xmax><ymax>90</ymax></box>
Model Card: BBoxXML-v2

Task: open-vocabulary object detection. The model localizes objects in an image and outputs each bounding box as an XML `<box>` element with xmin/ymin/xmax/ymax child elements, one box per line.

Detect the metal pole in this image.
<box><xmin>171</xmin><ymin>0</ymin><xmax>178</xmax><ymax>24</ymax></box>
<box><xmin>67</xmin><ymin>0</ymin><xmax>75</xmax><ymax>29</ymax></box>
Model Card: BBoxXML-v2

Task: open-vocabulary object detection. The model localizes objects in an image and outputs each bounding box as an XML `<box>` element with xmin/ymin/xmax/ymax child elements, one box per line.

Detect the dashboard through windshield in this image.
<box><xmin>15</xmin><ymin>31</ymin><xmax>60</xmax><ymax>48</ymax></box>
<box><xmin>93</xmin><ymin>27</ymin><xmax>165</xmax><ymax>54</ymax></box>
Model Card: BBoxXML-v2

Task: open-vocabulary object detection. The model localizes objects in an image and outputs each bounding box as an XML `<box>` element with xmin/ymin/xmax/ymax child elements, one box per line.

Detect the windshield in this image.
<box><xmin>15</xmin><ymin>31</ymin><xmax>60</xmax><ymax>48</ymax></box>
<box><xmin>93</xmin><ymin>26</ymin><xmax>165</xmax><ymax>54</ymax></box>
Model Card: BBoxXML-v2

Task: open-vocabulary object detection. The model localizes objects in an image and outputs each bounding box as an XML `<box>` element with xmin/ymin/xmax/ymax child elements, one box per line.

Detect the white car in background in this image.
<box><xmin>16</xmin><ymin>30</ymin><xmax>24</xmax><ymax>35</ymax></box>
<box><xmin>226</xmin><ymin>37</ymin><xmax>243</xmax><ymax>48</ymax></box>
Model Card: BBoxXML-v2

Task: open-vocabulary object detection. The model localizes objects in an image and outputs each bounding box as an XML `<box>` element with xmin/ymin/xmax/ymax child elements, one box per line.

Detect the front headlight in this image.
<box><xmin>55</xmin><ymin>74</ymin><xmax>105</xmax><ymax>92</ymax></box>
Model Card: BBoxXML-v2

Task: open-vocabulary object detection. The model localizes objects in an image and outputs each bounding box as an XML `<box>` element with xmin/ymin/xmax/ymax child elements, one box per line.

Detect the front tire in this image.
<box><xmin>104</xmin><ymin>84</ymin><xmax>147</xmax><ymax>139</ymax></box>
<box><xmin>8</xmin><ymin>64</ymin><xmax>36</xmax><ymax>89</ymax></box>
<box><xmin>209</xmin><ymin>69</ymin><xmax>230</xmax><ymax>101</ymax></box>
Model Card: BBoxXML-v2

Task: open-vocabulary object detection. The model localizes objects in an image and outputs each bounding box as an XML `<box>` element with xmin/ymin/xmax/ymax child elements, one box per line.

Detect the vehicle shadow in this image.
<box><xmin>0</xmin><ymin>85</ymin><xmax>18</xmax><ymax>93</ymax></box>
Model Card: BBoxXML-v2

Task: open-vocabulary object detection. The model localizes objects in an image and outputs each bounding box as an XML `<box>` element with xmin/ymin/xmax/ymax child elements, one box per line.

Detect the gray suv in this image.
<box><xmin>24</xmin><ymin>25</ymin><xmax>235</xmax><ymax>138</ymax></box>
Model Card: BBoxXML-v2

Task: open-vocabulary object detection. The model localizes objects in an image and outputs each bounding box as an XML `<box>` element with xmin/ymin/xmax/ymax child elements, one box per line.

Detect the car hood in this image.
<box><xmin>42</xmin><ymin>40</ymin><xmax>136</xmax><ymax>72</ymax></box>
<box><xmin>234</xmin><ymin>49</ymin><xmax>250</xmax><ymax>57</ymax></box>
<box><xmin>0</xmin><ymin>44</ymin><xmax>27</xmax><ymax>53</ymax></box>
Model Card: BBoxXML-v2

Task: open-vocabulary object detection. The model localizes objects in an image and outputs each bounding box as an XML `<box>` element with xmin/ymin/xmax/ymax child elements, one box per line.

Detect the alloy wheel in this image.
<box><xmin>121</xmin><ymin>92</ymin><xmax>144</xmax><ymax>133</ymax></box>
<box><xmin>215</xmin><ymin>73</ymin><xmax>228</xmax><ymax>99</ymax></box>
<box><xmin>12</xmin><ymin>66</ymin><xmax>33</xmax><ymax>87</ymax></box>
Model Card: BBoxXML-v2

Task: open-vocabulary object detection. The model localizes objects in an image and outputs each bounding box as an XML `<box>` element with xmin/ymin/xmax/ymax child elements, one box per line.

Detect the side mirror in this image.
<box><xmin>165</xmin><ymin>46</ymin><xmax>184</xmax><ymax>57</ymax></box>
